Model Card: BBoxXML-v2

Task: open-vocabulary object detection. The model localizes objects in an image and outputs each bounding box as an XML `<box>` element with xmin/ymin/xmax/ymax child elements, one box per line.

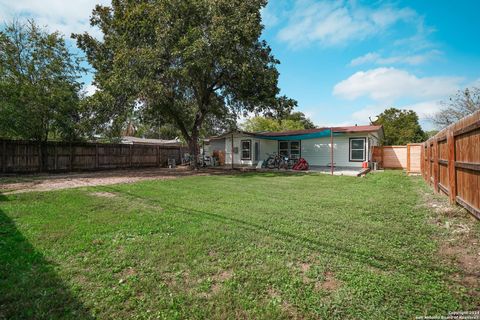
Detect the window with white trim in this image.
<box><xmin>241</xmin><ymin>140</ymin><xmax>251</xmax><ymax>160</ymax></box>
<box><xmin>349</xmin><ymin>138</ymin><xmax>365</xmax><ymax>162</ymax></box>
<box><xmin>278</xmin><ymin>140</ymin><xmax>300</xmax><ymax>159</ymax></box>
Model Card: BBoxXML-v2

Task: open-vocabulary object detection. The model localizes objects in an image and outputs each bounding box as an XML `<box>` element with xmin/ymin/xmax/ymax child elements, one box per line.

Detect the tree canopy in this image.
<box><xmin>242</xmin><ymin>116</ymin><xmax>305</xmax><ymax>132</ymax></box>
<box><xmin>0</xmin><ymin>20</ymin><xmax>85</xmax><ymax>141</ymax></box>
<box><xmin>372</xmin><ymin>108</ymin><xmax>426</xmax><ymax>145</ymax></box>
<box><xmin>430</xmin><ymin>87</ymin><xmax>480</xmax><ymax>129</ymax></box>
<box><xmin>284</xmin><ymin>112</ymin><xmax>316</xmax><ymax>129</ymax></box>
<box><xmin>242</xmin><ymin>111</ymin><xmax>315</xmax><ymax>132</ymax></box>
<box><xmin>74</xmin><ymin>0</ymin><xmax>296</xmax><ymax>167</ymax></box>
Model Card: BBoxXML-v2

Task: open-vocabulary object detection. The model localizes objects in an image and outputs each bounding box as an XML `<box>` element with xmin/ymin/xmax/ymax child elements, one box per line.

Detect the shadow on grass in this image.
<box><xmin>104</xmin><ymin>185</ymin><xmax>457</xmax><ymax>277</ymax></box>
<box><xmin>0</xmin><ymin>194</ymin><xmax>93</xmax><ymax>320</ymax></box>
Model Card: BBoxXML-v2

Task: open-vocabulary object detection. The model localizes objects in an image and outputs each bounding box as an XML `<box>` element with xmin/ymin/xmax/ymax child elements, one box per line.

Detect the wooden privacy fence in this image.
<box><xmin>421</xmin><ymin>110</ymin><xmax>480</xmax><ymax>220</ymax></box>
<box><xmin>0</xmin><ymin>139</ymin><xmax>187</xmax><ymax>174</ymax></box>
<box><xmin>372</xmin><ymin>144</ymin><xmax>423</xmax><ymax>174</ymax></box>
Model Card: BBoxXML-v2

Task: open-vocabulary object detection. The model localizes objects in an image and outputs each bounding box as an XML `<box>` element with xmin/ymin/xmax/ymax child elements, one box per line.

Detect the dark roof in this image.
<box><xmin>209</xmin><ymin>130</ymin><xmax>256</xmax><ymax>140</ymax></box>
<box><xmin>208</xmin><ymin>125</ymin><xmax>383</xmax><ymax>140</ymax></box>
<box><xmin>257</xmin><ymin>125</ymin><xmax>383</xmax><ymax>137</ymax></box>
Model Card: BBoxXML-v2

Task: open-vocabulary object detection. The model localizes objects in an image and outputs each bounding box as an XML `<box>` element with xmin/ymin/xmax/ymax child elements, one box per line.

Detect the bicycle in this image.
<box><xmin>263</xmin><ymin>152</ymin><xmax>290</xmax><ymax>169</ymax></box>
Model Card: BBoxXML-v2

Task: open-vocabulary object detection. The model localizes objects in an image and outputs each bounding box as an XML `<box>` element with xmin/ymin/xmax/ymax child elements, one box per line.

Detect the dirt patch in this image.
<box><xmin>281</xmin><ymin>300</ymin><xmax>301</xmax><ymax>319</ymax></box>
<box><xmin>0</xmin><ymin>167</ymin><xmax>236</xmax><ymax>194</ymax></box>
<box><xmin>267</xmin><ymin>287</ymin><xmax>281</xmax><ymax>299</ymax></box>
<box><xmin>213</xmin><ymin>270</ymin><xmax>233</xmax><ymax>282</ymax></box>
<box><xmin>421</xmin><ymin>190</ymin><xmax>480</xmax><ymax>298</ymax></box>
<box><xmin>440</xmin><ymin>241</ymin><xmax>479</xmax><ymax>296</ymax></box>
<box><xmin>90</xmin><ymin>191</ymin><xmax>117</xmax><ymax>198</ymax></box>
<box><xmin>315</xmin><ymin>271</ymin><xmax>340</xmax><ymax>292</ymax></box>
<box><xmin>118</xmin><ymin>267</ymin><xmax>137</xmax><ymax>284</ymax></box>
<box><xmin>199</xmin><ymin>269</ymin><xmax>234</xmax><ymax>298</ymax></box>
<box><xmin>298</xmin><ymin>262</ymin><xmax>312</xmax><ymax>284</ymax></box>
<box><xmin>295</xmin><ymin>260</ymin><xmax>341</xmax><ymax>293</ymax></box>
<box><xmin>121</xmin><ymin>267</ymin><xmax>137</xmax><ymax>278</ymax></box>
<box><xmin>299</xmin><ymin>263</ymin><xmax>310</xmax><ymax>273</ymax></box>
<box><xmin>92</xmin><ymin>239</ymin><xmax>104</xmax><ymax>245</ymax></box>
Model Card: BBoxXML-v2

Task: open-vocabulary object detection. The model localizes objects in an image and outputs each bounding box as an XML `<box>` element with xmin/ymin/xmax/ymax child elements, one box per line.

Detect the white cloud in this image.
<box><xmin>351</xmin><ymin>100</ymin><xmax>442</xmax><ymax>123</ymax></box>
<box><xmin>277</xmin><ymin>0</ymin><xmax>417</xmax><ymax>48</ymax></box>
<box><xmin>261</xmin><ymin>7</ymin><xmax>279</xmax><ymax>28</ymax></box>
<box><xmin>407</xmin><ymin>100</ymin><xmax>443</xmax><ymax>118</ymax></box>
<box><xmin>351</xmin><ymin>105</ymin><xmax>382</xmax><ymax>123</ymax></box>
<box><xmin>318</xmin><ymin>121</ymin><xmax>356</xmax><ymax>128</ymax></box>
<box><xmin>350</xmin><ymin>50</ymin><xmax>442</xmax><ymax>67</ymax></box>
<box><xmin>349</xmin><ymin>52</ymin><xmax>380</xmax><ymax>66</ymax></box>
<box><xmin>0</xmin><ymin>0</ymin><xmax>110</xmax><ymax>38</ymax></box>
<box><xmin>468</xmin><ymin>78</ymin><xmax>480</xmax><ymax>88</ymax></box>
<box><xmin>333</xmin><ymin>67</ymin><xmax>462</xmax><ymax>102</ymax></box>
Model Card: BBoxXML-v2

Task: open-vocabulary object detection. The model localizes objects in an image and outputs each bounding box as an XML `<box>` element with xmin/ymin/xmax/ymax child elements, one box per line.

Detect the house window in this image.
<box><xmin>241</xmin><ymin>140</ymin><xmax>251</xmax><ymax>160</ymax></box>
<box><xmin>279</xmin><ymin>141</ymin><xmax>289</xmax><ymax>157</ymax></box>
<box><xmin>350</xmin><ymin>138</ymin><xmax>366</xmax><ymax>162</ymax></box>
<box><xmin>290</xmin><ymin>141</ymin><xmax>300</xmax><ymax>159</ymax></box>
<box><xmin>278</xmin><ymin>141</ymin><xmax>301</xmax><ymax>159</ymax></box>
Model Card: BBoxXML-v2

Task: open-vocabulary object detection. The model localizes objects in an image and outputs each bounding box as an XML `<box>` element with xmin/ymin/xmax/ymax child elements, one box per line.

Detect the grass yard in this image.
<box><xmin>0</xmin><ymin>171</ymin><xmax>478</xmax><ymax>319</ymax></box>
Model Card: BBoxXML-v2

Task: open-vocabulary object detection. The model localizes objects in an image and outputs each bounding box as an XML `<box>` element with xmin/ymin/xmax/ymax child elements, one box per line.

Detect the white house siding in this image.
<box><xmin>225</xmin><ymin>135</ymin><xmax>256</xmax><ymax>166</ymax></box>
<box><xmin>221</xmin><ymin>131</ymin><xmax>381</xmax><ymax>167</ymax></box>
<box><xmin>301</xmin><ymin>133</ymin><xmax>379</xmax><ymax>167</ymax></box>
<box><xmin>223</xmin><ymin>134</ymin><xmax>280</xmax><ymax>165</ymax></box>
<box><xmin>209</xmin><ymin>138</ymin><xmax>225</xmax><ymax>153</ymax></box>
<box><xmin>258</xmin><ymin>139</ymin><xmax>277</xmax><ymax>161</ymax></box>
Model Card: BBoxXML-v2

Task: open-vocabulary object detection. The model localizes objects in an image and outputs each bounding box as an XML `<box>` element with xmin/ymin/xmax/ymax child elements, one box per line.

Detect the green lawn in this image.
<box><xmin>0</xmin><ymin>171</ymin><xmax>477</xmax><ymax>319</ymax></box>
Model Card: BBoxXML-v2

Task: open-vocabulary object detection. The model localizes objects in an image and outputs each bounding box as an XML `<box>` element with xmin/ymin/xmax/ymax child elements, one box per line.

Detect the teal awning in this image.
<box><xmin>254</xmin><ymin>129</ymin><xmax>343</xmax><ymax>141</ymax></box>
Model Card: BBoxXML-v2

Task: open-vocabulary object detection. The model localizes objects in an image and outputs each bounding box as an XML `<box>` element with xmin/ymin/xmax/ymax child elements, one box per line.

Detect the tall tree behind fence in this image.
<box><xmin>421</xmin><ymin>110</ymin><xmax>480</xmax><ymax>220</ymax></box>
<box><xmin>0</xmin><ymin>139</ymin><xmax>187</xmax><ymax>174</ymax></box>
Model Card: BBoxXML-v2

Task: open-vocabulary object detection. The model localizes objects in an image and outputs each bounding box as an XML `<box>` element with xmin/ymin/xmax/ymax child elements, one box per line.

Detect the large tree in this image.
<box><xmin>284</xmin><ymin>111</ymin><xmax>315</xmax><ymax>129</ymax></box>
<box><xmin>242</xmin><ymin>116</ymin><xmax>305</xmax><ymax>132</ymax></box>
<box><xmin>0</xmin><ymin>20</ymin><xmax>84</xmax><ymax>142</ymax></box>
<box><xmin>430</xmin><ymin>87</ymin><xmax>480</xmax><ymax>128</ymax></box>
<box><xmin>74</xmin><ymin>0</ymin><xmax>295</xmax><ymax>167</ymax></box>
<box><xmin>373</xmin><ymin>108</ymin><xmax>426</xmax><ymax>145</ymax></box>
<box><xmin>242</xmin><ymin>111</ymin><xmax>315</xmax><ymax>132</ymax></box>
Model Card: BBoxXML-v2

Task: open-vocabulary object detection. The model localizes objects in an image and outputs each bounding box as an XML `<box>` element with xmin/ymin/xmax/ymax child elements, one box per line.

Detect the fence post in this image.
<box><xmin>54</xmin><ymin>143</ymin><xmax>58</xmax><ymax>171</ymax></box>
<box><xmin>430</xmin><ymin>143</ymin><xmax>433</xmax><ymax>185</ymax></box>
<box><xmin>156</xmin><ymin>146</ymin><xmax>160</xmax><ymax>167</ymax></box>
<box><xmin>433</xmin><ymin>139</ymin><xmax>439</xmax><ymax>193</ymax></box>
<box><xmin>380</xmin><ymin>146</ymin><xmax>384</xmax><ymax>169</ymax></box>
<box><xmin>38</xmin><ymin>142</ymin><xmax>43</xmax><ymax>173</ymax></box>
<box><xmin>129</xmin><ymin>145</ymin><xmax>133</xmax><ymax>168</ymax></box>
<box><xmin>447</xmin><ymin>128</ymin><xmax>456</xmax><ymax>204</ymax></box>
<box><xmin>2</xmin><ymin>140</ymin><xmax>6</xmax><ymax>173</ymax></box>
<box><xmin>95</xmin><ymin>144</ymin><xmax>99</xmax><ymax>169</ymax></box>
<box><xmin>406</xmin><ymin>144</ymin><xmax>411</xmax><ymax>174</ymax></box>
<box><xmin>70</xmin><ymin>143</ymin><xmax>74</xmax><ymax>171</ymax></box>
<box><xmin>420</xmin><ymin>143</ymin><xmax>424</xmax><ymax>178</ymax></box>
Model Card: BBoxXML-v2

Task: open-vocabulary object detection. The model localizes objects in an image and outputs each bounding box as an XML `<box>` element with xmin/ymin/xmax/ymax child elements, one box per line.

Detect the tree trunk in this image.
<box><xmin>188</xmin><ymin>135</ymin><xmax>200</xmax><ymax>170</ymax></box>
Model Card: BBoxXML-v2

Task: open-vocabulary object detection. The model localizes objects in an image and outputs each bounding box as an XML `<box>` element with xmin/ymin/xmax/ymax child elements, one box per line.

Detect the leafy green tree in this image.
<box><xmin>242</xmin><ymin>116</ymin><xmax>305</xmax><ymax>132</ymax></box>
<box><xmin>74</xmin><ymin>0</ymin><xmax>295</xmax><ymax>167</ymax></box>
<box><xmin>242</xmin><ymin>111</ymin><xmax>315</xmax><ymax>132</ymax></box>
<box><xmin>284</xmin><ymin>112</ymin><xmax>316</xmax><ymax>129</ymax></box>
<box><xmin>373</xmin><ymin>108</ymin><xmax>426</xmax><ymax>145</ymax></box>
<box><xmin>0</xmin><ymin>20</ymin><xmax>85</xmax><ymax>142</ymax></box>
<box><xmin>430</xmin><ymin>87</ymin><xmax>480</xmax><ymax>128</ymax></box>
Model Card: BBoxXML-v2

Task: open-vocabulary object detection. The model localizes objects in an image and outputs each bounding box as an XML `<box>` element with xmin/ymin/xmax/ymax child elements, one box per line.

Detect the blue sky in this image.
<box><xmin>1</xmin><ymin>0</ymin><xmax>479</xmax><ymax>130</ymax></box>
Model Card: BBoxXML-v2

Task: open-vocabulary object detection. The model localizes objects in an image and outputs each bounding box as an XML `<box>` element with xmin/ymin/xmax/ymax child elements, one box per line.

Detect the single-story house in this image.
<box><xmin>205</xmin><ymin>125</ymin><xmax>384</xmax><ymax>168</ymax></box>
